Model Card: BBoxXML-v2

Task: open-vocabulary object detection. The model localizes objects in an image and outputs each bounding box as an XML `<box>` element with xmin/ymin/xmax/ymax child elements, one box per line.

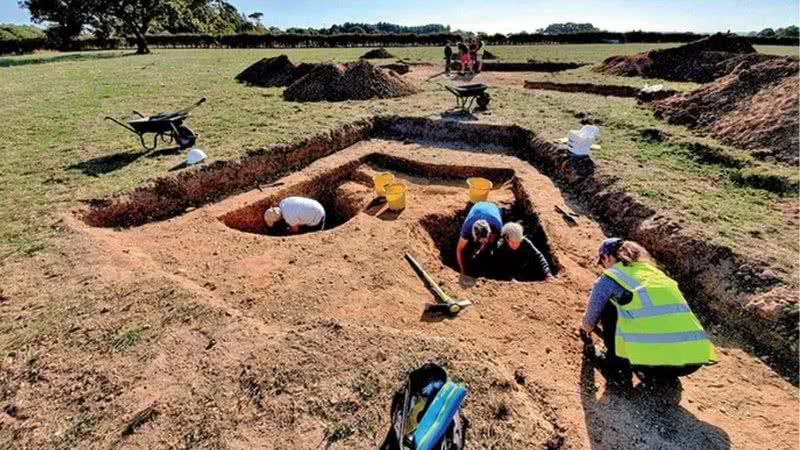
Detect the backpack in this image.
<box><xmin>379</xmin><ymin>363</ymin><xmax>468</xmax><ymax>450</ymax></box>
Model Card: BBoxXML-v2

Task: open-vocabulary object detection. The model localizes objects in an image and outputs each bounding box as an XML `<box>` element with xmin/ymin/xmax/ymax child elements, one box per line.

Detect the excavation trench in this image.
<box><xmin>419</xmin><ymin>178</ymin><xmax>559</xmax><ymax>281</ymax></box>
<box><xmin>76</xmin><ymin>115</ymin><xmax>798</xmax><ymax>378</ymax></box>
<box><xmin>218</xmin><ymin>153</ymin><xmax>557</xmax><ymax>281</ymax></box>
<box><xmin>523</xmin><ymin>81</ymin><xmax>676</xmax><ymax>101</ymax></box>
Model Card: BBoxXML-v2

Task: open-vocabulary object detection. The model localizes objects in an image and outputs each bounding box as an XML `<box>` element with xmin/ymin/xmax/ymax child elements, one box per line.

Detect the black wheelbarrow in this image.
<box><xmin>105</xmin><ymin>97</ymin><xmax>206</xmax><ymax>151</ymax></box>
<box><xmin>445</xmin><ymin>83</ymin><xmax>490</xmax><ymax>112</ymax></box>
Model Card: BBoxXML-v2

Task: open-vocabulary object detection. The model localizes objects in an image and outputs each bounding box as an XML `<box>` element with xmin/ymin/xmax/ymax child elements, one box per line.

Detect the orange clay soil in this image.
<box><xmin>1</xmin><ymin>139</ymin><xmax>797</xmax><ymax>449</ymax></box>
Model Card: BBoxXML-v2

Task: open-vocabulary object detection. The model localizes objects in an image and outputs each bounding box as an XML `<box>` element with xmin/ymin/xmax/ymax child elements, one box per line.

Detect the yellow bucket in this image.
<box><xmin>373</xmin><ymin>172</ymin><xmax>395</xmax><ymax>196</ymax></box>
<box><xmin>385</xmin><ymin>183</ymin><xmax>407</xmax><ymax>211</ymax></box>
<box><xmin>467</xmin><ymin>177</ymin><xmax>493</xmax><ymax>203</ymax></box>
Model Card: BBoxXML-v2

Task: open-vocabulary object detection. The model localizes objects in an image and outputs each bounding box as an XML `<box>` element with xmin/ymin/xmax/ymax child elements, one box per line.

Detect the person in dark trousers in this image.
<box><xmin>444</xmin><ymin>42</ymin><xmax>453</xmax><ymax>75</ymax></box>
<box><xmin>493</xmin><ymin>223</ymin><xmax>555</xmax><ymax>282</ymax></box>
<box><xmin>469</xmin><ymin>38</ymin><xmax>483</xmax><ymax>74</ymax></box>
<box><xmin>580</xmin><ymin>238</ymin><xmax>717</xmax><ymax>386</ymax></box>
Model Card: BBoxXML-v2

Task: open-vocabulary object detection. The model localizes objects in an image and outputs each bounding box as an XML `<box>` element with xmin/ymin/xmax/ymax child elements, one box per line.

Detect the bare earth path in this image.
<box><xmin>0</xmin><ymin>139</ymin><xmax>796</xmax><ymax>449</ymax></box>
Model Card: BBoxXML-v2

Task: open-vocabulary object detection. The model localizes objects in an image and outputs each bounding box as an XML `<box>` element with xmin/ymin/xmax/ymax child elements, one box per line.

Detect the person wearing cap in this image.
<box><xmin>456</xmin><ymin>201</ymin><xmax>503</xmax><ymax>276</ymax></box>
<box><xmin>264</xmin><ymin>197</ymin><xmax>326</xmax><ymax>235</ymax></box>
<box><xmin>580</xmin><ymin>238</ymin><xmax>717</xmax><ymax>383</ymax></box>
<box><xmin>493</xmin><ymin>223</ymin><xmax>555</xmax><ymax>282</ymax></box>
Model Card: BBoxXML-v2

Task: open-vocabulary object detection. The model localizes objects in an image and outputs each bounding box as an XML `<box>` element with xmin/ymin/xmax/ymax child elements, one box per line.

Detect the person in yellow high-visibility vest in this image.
<box><xmin>580</xmin><ymin>238</ymin><xmax>717</xmax><ymax>382</ymax></box>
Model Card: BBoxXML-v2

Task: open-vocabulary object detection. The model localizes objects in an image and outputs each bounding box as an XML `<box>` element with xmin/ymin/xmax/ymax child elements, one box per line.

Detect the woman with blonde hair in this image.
<box><xmin>581</xmin><ymin>238</ymin><xmax>717</xmax><ymax>384</ymax></box>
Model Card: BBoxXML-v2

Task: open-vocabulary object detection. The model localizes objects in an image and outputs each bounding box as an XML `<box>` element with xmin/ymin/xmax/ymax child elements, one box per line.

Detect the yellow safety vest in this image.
<box><xmin>603</xmin><ymin>262</ymin><xmax>717</xmax><ymax>367</ymax></box>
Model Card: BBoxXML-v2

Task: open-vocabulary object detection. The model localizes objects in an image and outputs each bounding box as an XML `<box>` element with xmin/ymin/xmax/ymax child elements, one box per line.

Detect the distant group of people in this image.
<box><xmin>266</xmin><ymin>195</ymin><xmax>717</xmax><ymax>387</ymax></box>
<box><xmin>444</xmin><ymin>37</ymin><xmax>484</xmax><ymax>76</ymax></box>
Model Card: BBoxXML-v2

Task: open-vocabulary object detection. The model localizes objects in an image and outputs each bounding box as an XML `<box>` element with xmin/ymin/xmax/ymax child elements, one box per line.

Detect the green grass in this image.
<box><xmin>0</xmin><ymin>44</ymin><xmax>797</xmax><ymax>280</ymax></box>
<box><xmin>110</xmin><ymin>326</ymin><xmax>146</xmax><ymax>353</ymax></box>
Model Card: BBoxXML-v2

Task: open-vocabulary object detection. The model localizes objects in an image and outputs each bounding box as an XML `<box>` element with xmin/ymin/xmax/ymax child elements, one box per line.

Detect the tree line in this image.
<box><xmin>5</xmin><ymin>1</ymin><xmax>799</xmax><ymax>56</ymax></box>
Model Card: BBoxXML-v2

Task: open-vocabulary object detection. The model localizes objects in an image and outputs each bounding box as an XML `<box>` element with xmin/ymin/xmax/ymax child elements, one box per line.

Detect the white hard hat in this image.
<box><xmin>186</xmin><ymin>148</ymin><xmax>207</xmax><ymax>166</ymax></box>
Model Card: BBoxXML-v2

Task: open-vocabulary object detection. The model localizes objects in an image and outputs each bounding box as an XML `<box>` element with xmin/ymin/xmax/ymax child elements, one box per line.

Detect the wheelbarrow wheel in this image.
<box><xmin>476</xmin><ymin>93</ymin><xmax>491</xmax><ymax>111</ymax></box>
<box><xmin>175</xmin><ymin>125</ymin><xmax>197</xmax><ymax>149</ymax></box>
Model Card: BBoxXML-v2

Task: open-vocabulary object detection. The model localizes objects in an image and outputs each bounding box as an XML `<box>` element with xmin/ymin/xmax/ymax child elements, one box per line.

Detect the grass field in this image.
<box><xmin>0</xmin><ymin>43</ymin><xmax>797</xmax><ymax>279</ymax></box>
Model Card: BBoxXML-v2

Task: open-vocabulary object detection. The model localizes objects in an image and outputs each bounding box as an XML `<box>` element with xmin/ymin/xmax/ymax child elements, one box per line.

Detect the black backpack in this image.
<box><xmin>379</xmin><ymin>363</ymin><xmax>468</xmax><ymax>450</ymax></box>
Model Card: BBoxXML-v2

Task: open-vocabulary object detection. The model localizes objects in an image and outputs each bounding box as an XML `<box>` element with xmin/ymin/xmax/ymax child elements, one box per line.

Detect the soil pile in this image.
<box><xmin>235</xmin><ymin>55</ymin><xmax>301</xmax><ymax>87</ymax></box>
<box><xmin>597</xmin><ymin>33</ymin><xmax>762</xmax><ymax>82</ymax></box>
<box><xmin>284</xmin><ymin>60</ymin><xmax>418</xmax><ymax>102</ymax></box>
<box><xmin>482</xmin><ymin>50</ymin><xmax>498</xmax><ymax>60</ymax></box>
<box><xmin>380</xmin><ymin>62</ymin><xmax>410</xmax><ymax>75</ymax></box>
<box><xmin>361</xmin><ymin>47</ymin><xmax>394</xmax><ymax>59</ymax></box>
<box><xmin>653</xmin><ymin>56</ymin><xmax>799</xmax><ymax>163</ymax></box>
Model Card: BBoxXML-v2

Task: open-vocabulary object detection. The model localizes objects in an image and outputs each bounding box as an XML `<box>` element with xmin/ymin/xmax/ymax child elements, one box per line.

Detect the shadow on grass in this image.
<box><xmin>67</xmin><ymin>146</ymin><xmax>182</xmax><ymax>177</ymax></box>
<box><xmin>440</xmin><ymin>110</ymin><xmax>480</xmax><ymax>122</ymax></box>
<box><xmin>0</xmin><ymin>51</ymin><xmax>136</xmax><ymax>68</ymax></box>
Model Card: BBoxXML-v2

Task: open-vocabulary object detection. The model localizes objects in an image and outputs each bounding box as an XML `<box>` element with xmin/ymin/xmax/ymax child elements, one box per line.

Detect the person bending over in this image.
<box><xmin>494</xmin><ymin>223</ymin><xmax>555</xmax><ymax>282</ymax></box>
<box><xmin>264</xmin><ymin>196</ymin><xmax>326</xmax><ymax>235</ymax></box>
<box><xmin>580</xmin><ymin>238</ymin><xmax>717</xmax><ymax>384</ymax></box>
<box><xmin>456</xmin><ymin>201</ymin><xmax>502</xmax><ymax>276</ymax></box>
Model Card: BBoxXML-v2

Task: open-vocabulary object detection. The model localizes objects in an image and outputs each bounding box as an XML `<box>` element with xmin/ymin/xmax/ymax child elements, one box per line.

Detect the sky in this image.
<box><xmin>2</xmin><ymin>0</ymin><xmax>798</xmax><ymax>34</ymax></box>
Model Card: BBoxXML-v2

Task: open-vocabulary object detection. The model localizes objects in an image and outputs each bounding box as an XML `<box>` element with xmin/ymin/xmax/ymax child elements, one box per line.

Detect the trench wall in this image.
<box><xmin>376</xmin><ymin>116</ymin><xmax>798</xmax><ymax>379</ymax></box>
<box><xmin>78</xmin><ymin>115</ymin><xmax>797</xmax><ymax>378</ymax></box>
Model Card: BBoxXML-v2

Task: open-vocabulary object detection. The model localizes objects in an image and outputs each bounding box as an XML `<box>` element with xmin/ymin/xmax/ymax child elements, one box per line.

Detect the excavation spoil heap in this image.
<box><xmin>597</xmin><ymin>33</ymin><xmax>764</xmax><ymax>83</ymax></box>
<box><xmin>653</xmin><ymin>56</ymin><xmax>800</xmax><ymax>163</ymax></box>
<box><xmin>361</xmin><ymin>48</ymin><xmax>395</xmax><ymax>59</ymax></box>
<box><xmin>235</xmin><ymin>55</ymin><xmax>302</xmax><ymax>87</ymax></box>
<box><xmin>284</xmin><ymin>60</ymin><xmax>418</xmax><ymax>102</ymax></box>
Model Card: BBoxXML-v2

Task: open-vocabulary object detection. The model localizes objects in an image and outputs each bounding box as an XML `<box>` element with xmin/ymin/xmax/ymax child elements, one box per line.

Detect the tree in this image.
<box><xmin>757</xmin><ymin>27</ymin><xmax>776</xmax><ymax>38</ymax></box>
<box><xmin>100</xmin><ymin>0</ymin><xmax>172</xmax><ymax>54</ymax></box>
<box><xmin>19</xmin><ymin>0</ymin><xmax>94</xmax><ymax>49</ymax></box>
<box><xmin>776</xmin><ymin>26</ymin><xmax>799</xmax><ymax>38</ymax></box>
<box><xmin>540</xmin><ymin>22</ymin><xmax>600</xmax><ymax>35</ymax></box>
<box><xmin>248</xmin><ymin>12</ymin><xmax>263</xmax><ymax>26</ymax></box>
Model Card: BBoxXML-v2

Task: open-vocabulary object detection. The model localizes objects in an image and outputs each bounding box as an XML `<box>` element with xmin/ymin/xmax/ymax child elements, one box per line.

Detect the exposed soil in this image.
<box><xmin>596</xmin><ymin>33</ymin><xmax>768</xmax><ymax>83</ymax></box>
<box><xmin>376</xmin><ymin>117</ymin><xmax>799</xmax><ymax>376</ymax></box>
<box><xmin>652</xmin><ymin>56</ymin><xmax>800</xmax><ymax>164</ymax></box>
<box><xmin>36</xmin><ymin>135</ymin><xmax>794</xmax><ymax>448</ymax></box>
<box><xmin>361</xmin><ymin>48</ymin><xmax>395</xmax><ymax>59</ymax></box>
<box><xmin>284</xmin><ymin>60</ymin><xmax>418</xmax><ymax>102</ymax></box>
<box><xmin>235</xmin><ymin>54</ymin><xmax>311</xmax><ymax>88</ymax></box>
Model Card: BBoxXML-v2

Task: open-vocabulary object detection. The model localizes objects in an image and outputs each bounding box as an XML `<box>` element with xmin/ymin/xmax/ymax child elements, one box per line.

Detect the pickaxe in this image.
<box><xmin>404</xmin><ymin>254</ymin><xmax>472</xmax><ymax>316</ymax></box>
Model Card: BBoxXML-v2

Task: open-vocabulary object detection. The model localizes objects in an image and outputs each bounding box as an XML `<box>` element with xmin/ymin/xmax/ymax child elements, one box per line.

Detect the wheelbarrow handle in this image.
<box><xmin>176</xmin><ymin>97</ymin><xmax>207</xmax><ymax>116</ymax></box>
<box><xmin>104</xmin><ymin>116</ymin><xmax>138</xmax><ymax>134</ymax></box>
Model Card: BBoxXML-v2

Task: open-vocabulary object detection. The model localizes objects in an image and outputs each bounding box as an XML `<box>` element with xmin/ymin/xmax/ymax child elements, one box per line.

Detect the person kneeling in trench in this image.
<box><xmin>264</xmin><ymin>196</ymin><xmax>326</xmax><ymax>235</ymax></box>
<box><xmin>580</xmin><ymin>238</ymin><xmax>717</xmax><ymax>385</ymax></box>
<box><xmin>493</xmin><ymin>223</ymin><xmax>555</xmax><ymax>282</ymax></box>
<box><xmin>456</xmin><ymin>201</ymin><xmax>503</xmax><ymax>277</ymax></box>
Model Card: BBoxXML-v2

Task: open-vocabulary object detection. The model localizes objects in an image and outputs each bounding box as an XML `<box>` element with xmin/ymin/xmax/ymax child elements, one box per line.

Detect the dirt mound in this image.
<box><xmin>653</xmin><ymin>56</ymin><xmax>799</xmax><ymax>163</ymax></box>
<box><xmin>482</xmin><ymin>50</ymin><xmax>498</xmax><ymax>60</ymax></box>
<box><xmin>235</xmin><ymin>55</ymin><xmax>300</xmax><ymax>87</ymax></box>
<box><xmin>379</xmin><ymin>63</ymin><xmax>410</xmax><ymax>75</ymax></box>
<box><xmin>597</xmin><ymin>33</ymin><xmax>761</xmax><ymax>82</ymax></box>
<box><xmin>284</xmin><ymin>60</ymin><xmax>417</xmax><ymax>102</ymax></box>
<box><xmin>361</xmin><ymin>48</ymin><xmax>394</xmax><ymax>59</ymax></box>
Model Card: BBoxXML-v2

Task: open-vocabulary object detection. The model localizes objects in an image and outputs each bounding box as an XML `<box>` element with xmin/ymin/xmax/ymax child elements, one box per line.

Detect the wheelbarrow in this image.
<box><xmin>105</xmin><ymin>97</ymin><xmax>206</xmax><ymax>151</ymax></box>
<box><xmin>444</xmin><ymin>83</ymin><xmax>490</xmax><ymax>112</ymax></box>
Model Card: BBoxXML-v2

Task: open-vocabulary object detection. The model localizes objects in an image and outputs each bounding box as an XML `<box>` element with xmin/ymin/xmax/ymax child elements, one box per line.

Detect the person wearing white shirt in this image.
<box><xmin>263</xmin><ymin>196</ymin><xmax>326</xmax><ymax>234</ymax></box>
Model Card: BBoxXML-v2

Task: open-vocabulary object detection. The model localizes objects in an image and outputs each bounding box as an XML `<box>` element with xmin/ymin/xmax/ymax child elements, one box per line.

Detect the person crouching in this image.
<box><xmin>494</xmin><ymin>223</ymin><xmax>555</xmax><ymax>282</ymax></box>
<box><xmin>580</xmin><ymin>238</ymin><xmax>717</xmax><ymax>385</ymax></box>
<box><xmin>264</xmin><ymin>196</ymin><xmax>326</xmax><ymax>235</ymax></box>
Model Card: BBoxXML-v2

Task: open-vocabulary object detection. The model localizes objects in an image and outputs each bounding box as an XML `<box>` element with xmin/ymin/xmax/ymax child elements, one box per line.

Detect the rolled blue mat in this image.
<box><xmin>412</xmin><ymin>381</ymin><xmax>467</xmax><ymax>450</ymax></box>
